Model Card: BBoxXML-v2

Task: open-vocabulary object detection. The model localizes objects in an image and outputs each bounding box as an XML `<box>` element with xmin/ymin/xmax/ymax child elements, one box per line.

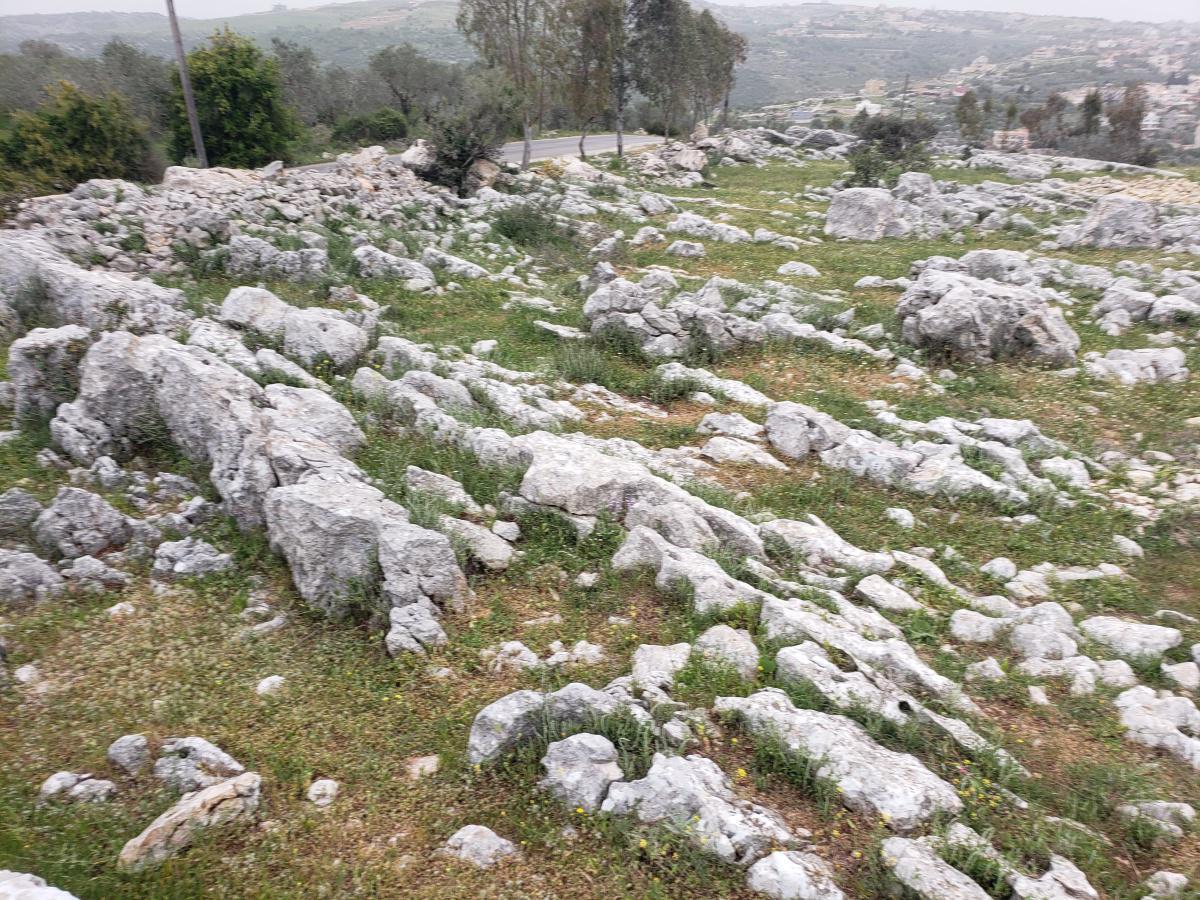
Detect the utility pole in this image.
<box><xmin>166</xmin><ymin>0</ymin><xmax>207</xmax><ymax>168</ymax></box>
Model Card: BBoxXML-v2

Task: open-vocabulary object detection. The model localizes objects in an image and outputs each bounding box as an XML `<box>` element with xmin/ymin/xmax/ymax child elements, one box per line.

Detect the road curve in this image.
<box><xmin>293</xmin><ymin>133</ymin><xmax>663</xmax><ymax>173</ymax></box>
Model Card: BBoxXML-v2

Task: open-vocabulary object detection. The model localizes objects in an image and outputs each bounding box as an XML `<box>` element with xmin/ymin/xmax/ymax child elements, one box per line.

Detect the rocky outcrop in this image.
<box><xmin>0</xmin><ymin>550</ymin><xmax>65</xmax><ymax>607</ymax></box>
<box><xmin>1057</xmin><ymin>195</ymin><xmax>1160</xmax><ymax>249</ymax></box>
<box><xmin>896</xmin><ymin>270</ymin><xmax>1079</xmax><ymax>366</ymax></box>
<box><xmin>1083</xmin><ymin>348</ymin><xmax>1189</xmax><ymax>385</ymax></box>
<box><xmin>601</xmin><ymin>753</ymin><xmax>795</xmax><ymax>865</ymax></box>
<box><xmin>715</xmin><ymin>689</ymin><xmax>962</xmax><ymax>830</ymax></box>
<box><xmin>6</xmin><ymin>325</ymin><xmax>92</xmax><ymax>423</ymax></box>
<box><xmin>33</xmin><ymin>488</ymin><xmax>131</xmax><ymax>560</ymax></box>
<box><xmin>825</xmin><ymin>188</ymin><xmax>910</xmax><ymax>240</ymax></box>
<box><xmin>0</xmin><ymin>231</ymin><xmax>188</xmax><ymax>337</ymax></box>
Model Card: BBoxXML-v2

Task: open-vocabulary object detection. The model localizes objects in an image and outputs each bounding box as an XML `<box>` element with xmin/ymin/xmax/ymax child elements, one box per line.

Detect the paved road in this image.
<box><xmin>499</xmin><ymin>133</ymin><xmax>662</xmax><ymax>163</ymax></box>
<box><xmin>295</xmin><ymin>133</ymin><xmax>662</xmax><ymax>173</ymax></box>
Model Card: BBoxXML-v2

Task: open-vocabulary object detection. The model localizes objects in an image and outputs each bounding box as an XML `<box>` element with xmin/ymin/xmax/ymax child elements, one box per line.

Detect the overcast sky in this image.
<box><xmin>0</xmin><ymin>0</ymin><xmax>1196</xmax><ymax>22</ymax></box>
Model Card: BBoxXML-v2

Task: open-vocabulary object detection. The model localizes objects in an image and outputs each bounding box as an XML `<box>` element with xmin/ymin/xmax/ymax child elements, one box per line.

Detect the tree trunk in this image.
<box><xmin>722</xmin><ymin>87</ymin><xmax>731</xmax><ymax>130</ymax></box>
<box><xmin>616</xmin><ymin>100</ymin><xmax>624</xmax><ymax>157</ymax></box>
<box><xmin>578</xmin><ymin>117</ymin><xmax>594</xmax><ymax>159</ymax></box>
<box><xmin>522</xmin><ymin>113</ymin><xmax>533</xmax><ymax>170</ymax></box>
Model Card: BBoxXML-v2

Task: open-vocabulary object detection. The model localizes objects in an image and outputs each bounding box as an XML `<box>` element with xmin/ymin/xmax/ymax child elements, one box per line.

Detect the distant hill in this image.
<box><xmin>0</xmin><ymin>0</ymin><xmax>1187</xmax><ymax>105</ymax></box>
<box><xmin>0</xmin><ymin>0</ymin><xmax>470</xmax><ymax>68</ymax></box>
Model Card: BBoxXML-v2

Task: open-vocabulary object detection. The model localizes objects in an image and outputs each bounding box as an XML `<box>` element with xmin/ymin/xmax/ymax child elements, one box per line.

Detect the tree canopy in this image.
<box><xmin>170</xmin><ymin>28</ymin><xmax>300</xmax><ymax>168</ymax></box>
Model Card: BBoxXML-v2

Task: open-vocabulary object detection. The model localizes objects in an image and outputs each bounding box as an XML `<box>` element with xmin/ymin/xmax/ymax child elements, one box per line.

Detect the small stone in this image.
<box><xmin>439</xmin><ymin>825</ymin><xmax>519</xmax><ymax>868</ymax></box>
<box><xmin>405</xmin><ymin>755</ymin><xmax>440</xmax><ymax>781</ymax></box>
<box><xmin>1028</xmin><ymin>685</ymin><xmax>1050</xmax><ymax>706</ymax></box>
<box><xmin>307</xmin><ymin>778</ymin><xmax>339</xmax><ymax>807</ymax></box>
<box><xmin>1162</xmin><ymin>662</ymin><xmax>1200</xmax><ymax>692</ymax></box>
<box><xmin>885</xmin><ymin>507</ymin><xmax>915</xmax><ymax>529</ymax></box>
<box><xmin>107</xmin><ymin>734</ymin><xmax>150</xmax><ymax>776</ymax></box>
<box><xmin>491</xmin><ymin>520</ymin><xmax>520</xmax><ymax>542</ymax></box>
<box><xmin>1112</xmin><ymin>535</ymin><xmax>1144</xmax><ymax>558</ymax></box>
<box><xmin>151</xmin><ymin>538</ymin><xmax>233</xmax><ymax>580</ymax></box>
<box><xmin>1146</xmin><ymin>870</ymin><xmax>1188</xmax><ymax>897</ymax></box>
<box><xmin>746</xmin><ymin>849</ymin><xmax>845</xmax><ymax>900</ymax></box>
<box><xmin>965</xmin><ymin>657</ymin><xmax>1006</xmax><ymax>682</ymax></box>
<box><xmin>255</xmin><ymin>675</ymin><xmax>286</xmax><ymax>696</ymax></box>
<box><xmin>981</xmin><ymin>557</ymin><xmax>1018</xmax><ymax>580</ymax></box>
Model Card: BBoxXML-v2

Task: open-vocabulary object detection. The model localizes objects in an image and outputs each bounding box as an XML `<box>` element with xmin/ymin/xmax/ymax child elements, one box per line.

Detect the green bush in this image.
<box><xmin>423</xmin><ymin>72</ymin><xmax>518</xmax><ymax>196</ymax></box>
<box><xmin>845</xmin><ymin>114</ymin><xmax>937</xmax><ymax>187</ymax></box>
<box><xmin>1</xmin><ymin>81</ymin><xmax>160</xmax><ymax>191</ymax></box>
<box><xmin>491</xmin><ymin>203</ymin><xmax>571</xmax><ymax>249</ymax></box>
<box><xmin>170</xmin><ymin>28</ymin><xmax>300</xmax><ymax>168</ymax></box>
<box><xmin>330</xmin><ymin>108</ymin><xmax>408</xmax><ymax>146</ymax></box>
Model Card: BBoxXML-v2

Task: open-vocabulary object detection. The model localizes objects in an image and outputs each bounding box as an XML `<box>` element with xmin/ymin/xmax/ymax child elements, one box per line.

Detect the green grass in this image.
<box><xmin>5</xmin><ymin>155</ymin><xmax>1200</xmax><ymax>900</ymax></box>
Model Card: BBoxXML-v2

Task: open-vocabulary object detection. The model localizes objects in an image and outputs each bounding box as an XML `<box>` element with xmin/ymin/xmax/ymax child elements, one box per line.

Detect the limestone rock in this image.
<box><xmin>306</xmin><ymin>778</ymin><xmax>339</xmax><ymax>807</ymax></box>
<box><xmin>602</xmin><ymin>753</ymin><xmax>794</xmax><ymax>865</ymax></box>
<box><xmin>107</xmin><ymin>734</ymin><xmax>150</xmax><ymax>776</ymax></box>
<box><xmin>0</xmin><ymin>230</ymin><xmax>189</xmax><ymax>335</ymax></box>
<box><xmin>631</xmin><ymin>642</ymin><xmax>692</xmax><ymax>689</ymax></box>
<box><xmin>0</xmin><ymin>488</ymin><xmax>43</xmax><ymax>537</ymax></box>
<box><xmin>38</xmin><ymin>772</ymin><xmax>116</xmax><ymax>804</ymax></box>
<box><xmin>715</xmin><ymin>689</ymin><xmax>961</xmax><ymax>830</ymax></box>
<box><xmin>34</xmin><ymin>487</ymin><xmax>131</xmax><ymax>559</ymax></box>
<box><xmin>6</xmin><ymin>325</ymin><xmax>91</xmax><ymax>422</ymax></box>
<box><xmin>467</xmin><ymin>690</ymin><xmax>546</xmax><ymax>766</ymax></box>
<box><xmin>881</xmin><ymin>835</ymin><xmax>992</xmax><ymax>899</ymax></box>
<box><xmin>746</xmin><ymin>850</ymin><xmax>845</xmax><ymax>899</ymax></box>
<box><xmin>0</xmin><ymin>549</ymin><xmax>65</xmax><ymax>607</ymax></box>
<box><xmin>117</xmin><ymin>772</ymin><xmax>261</xmax><ymax>871</ymax></box>
<box><xmin>439</xmin><ymin>825</ymin><xmax>519</xmax><ymax>868</ymax></box>
<box><xmin>153</xmin><ymin>737</ymin><xmax>244</xmax><ymax>793</ymax></box>
<box><xmin>694</xmin><ymin>624</ymin><xmax>760</xmax><ymax>680</ymax></box>
<box><xmin>1083</xmin><ymin>348</ymin><xmax>1188</xmax><ymax>385</ymax></box>
<box><xmin>1059</xmin><ymin>195</ymin><xmax>1160</xmax><ymax>249</ymax></box>
<box><xmin>539</xmin><ymin>733</ymin><xmax>623</xmax><ymax>812</ymax></box>
<box><xmin>0</xmin><ymin>870</ymin><xmax>80</xmax><ymax>899</ymax></box>
<box><xmin>404</xmin><ymin>466</ymin><xmax>482</xmax><ymax>515</ymax></box>
<box><xmin>436</xmin><ymin>515</ymin><xmax>514</xmax><ymax>571</ymax></box>
<box><xmin>825</xmin><ymin>189</ymin><xmax>908</xmax><ymax>241</ymax></box>
<box><xmin>1079</xmin><ymin>616</ymin><xmax>1181</xmax><ymax>659</ymax></box>
<box><xmin>385</xmin><ymin>603</ymin><xmax>448</xmax><ymax>656</ymax></box>
<box><xmin>897</xmin><ymin>270</ymin><xmax>1079</xmax><ymax>367</ymax></box>
<box><xmin>854</xmin><ymin>575</ymin><xmax>923</xmax><ymax>613</ymax></box>
<box><xmin>151</xmin><ymin>538</ymin><xmax>233</xmax><ymax>579</ymax></box>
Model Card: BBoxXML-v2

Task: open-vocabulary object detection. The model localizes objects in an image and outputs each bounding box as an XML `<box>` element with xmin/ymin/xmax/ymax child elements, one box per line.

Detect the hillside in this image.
<box><xmin>0</xmin><ymin>131</ymin><xmax>1199</xmax><ymax>898</ymax></box>
<box><xmin>0</xmin><ymin>0</ymin><xmax>1187</xmax><ymax>105</ymax></box>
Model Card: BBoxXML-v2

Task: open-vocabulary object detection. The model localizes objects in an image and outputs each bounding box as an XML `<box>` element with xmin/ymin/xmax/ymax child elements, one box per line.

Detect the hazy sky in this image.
<box><xmin>0</xmin><ymin>0</ymin><xmax>1196</xmax><ymax>22</ymax></box>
